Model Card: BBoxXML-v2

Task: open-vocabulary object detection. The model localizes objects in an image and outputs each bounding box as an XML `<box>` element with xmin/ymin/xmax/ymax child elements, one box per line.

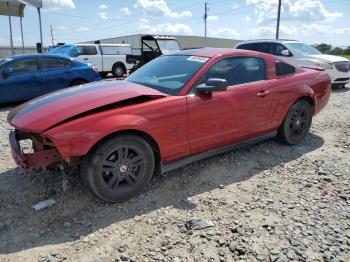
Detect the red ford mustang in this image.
<box><xmin>8</xmin><ymin>48</ymin><xmax>331</xmax><ymax>202</ymax></box>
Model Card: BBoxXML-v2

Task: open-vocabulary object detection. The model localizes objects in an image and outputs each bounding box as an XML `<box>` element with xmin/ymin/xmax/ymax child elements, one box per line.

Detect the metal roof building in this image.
<box><xmin>80</xmin><ymin>34</ymin><xmax>242</xmax><ymax>55</ymax></box>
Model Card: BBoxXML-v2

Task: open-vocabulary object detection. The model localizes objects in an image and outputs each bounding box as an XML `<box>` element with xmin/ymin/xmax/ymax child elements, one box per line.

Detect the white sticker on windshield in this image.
<box><xmin>187</xmin><ymin>56</ymin><xmax>209</xmax><ymax>63</ymax></box>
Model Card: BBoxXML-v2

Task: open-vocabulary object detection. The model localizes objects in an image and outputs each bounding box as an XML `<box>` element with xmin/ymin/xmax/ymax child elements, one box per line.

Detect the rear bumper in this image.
<box><xmin>9</xmin><ymin>131</ymin><xmax>62</xmax><ymax>170</ymax></box>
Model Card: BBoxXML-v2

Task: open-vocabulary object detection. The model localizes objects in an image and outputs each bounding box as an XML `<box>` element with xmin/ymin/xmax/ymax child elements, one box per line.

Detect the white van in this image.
<box><xmin>75</xmin><ymin>44</ymin><xmax>133</xmax><ymax>77</ymax></box>
<box><xmin>50</xmin><ymin>43</ymin><xmax>133</xmax><ymax>77</ymax></box>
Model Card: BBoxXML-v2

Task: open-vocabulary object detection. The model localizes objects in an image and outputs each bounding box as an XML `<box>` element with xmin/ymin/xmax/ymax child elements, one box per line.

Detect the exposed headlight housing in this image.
<box><xmin>309</xmin><ymin>59</ymin><xmax>333</xmax><ymax>69</ymax></box>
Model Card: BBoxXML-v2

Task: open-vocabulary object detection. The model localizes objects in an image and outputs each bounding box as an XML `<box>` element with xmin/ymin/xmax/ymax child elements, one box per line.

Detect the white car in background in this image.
<box><xmin>50</xmin><ymin>43</ymin><xmax>133</xmax><ymax>78</ymax></box>
<box><xmin>236</xmin><ymin>40</ymin><xmax>350</xmax><ymax>88</ymax></box>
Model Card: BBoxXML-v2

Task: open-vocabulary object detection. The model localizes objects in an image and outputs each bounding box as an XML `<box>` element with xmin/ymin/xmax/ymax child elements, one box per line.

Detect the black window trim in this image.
<box><xmin>274</xmin><ymin>60</ymin><xmax>296</xmax><ymax>77</ymax></box>
<box><xmin>187</xmin><ymin>55</ymin><xmax>268</xmax><ymax>95</ymax></box>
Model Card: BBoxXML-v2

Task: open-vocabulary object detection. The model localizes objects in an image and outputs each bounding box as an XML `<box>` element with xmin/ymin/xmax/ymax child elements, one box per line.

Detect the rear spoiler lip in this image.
<box><xmin>301</xmin><ymin>65</ymin><xmax>325</xmax><ymax>71</ymax></box>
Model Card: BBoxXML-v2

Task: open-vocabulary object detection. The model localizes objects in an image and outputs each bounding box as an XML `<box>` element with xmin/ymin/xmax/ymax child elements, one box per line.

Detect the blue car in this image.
<box><xmin>0</xmin><ymin>54</ymin><xmax>101</xmax><ymax>104</ymax></box>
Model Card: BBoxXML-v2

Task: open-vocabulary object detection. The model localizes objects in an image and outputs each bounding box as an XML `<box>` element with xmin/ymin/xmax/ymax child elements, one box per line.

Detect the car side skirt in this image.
<box><xmin>161</xmin><ymin>131</ymin><xmax>277</xmax><ymax>173</ymax></box>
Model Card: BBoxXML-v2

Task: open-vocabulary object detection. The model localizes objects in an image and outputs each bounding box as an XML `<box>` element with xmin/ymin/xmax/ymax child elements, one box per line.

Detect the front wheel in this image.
<box><xmin>81</xmin><ymin>135</ymin><xmax>155</xmax><ymax>202</ymax></box>
<box><xmin>279</xmin><ymin>100</ymin><xmax>312</xmax><ymax>145</ymax></box>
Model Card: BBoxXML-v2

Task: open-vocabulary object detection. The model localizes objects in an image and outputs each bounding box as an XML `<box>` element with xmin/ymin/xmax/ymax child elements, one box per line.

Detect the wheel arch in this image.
<box><xmin>69</xmin><ymin>78</ymin><xmax>88</xmax><ymax>86</ymax></box>
<box><xmin>295</xmin><ymin>95</ymin><xmax>315</xmax><ymax>114</ymax></box>
<box><xmin>88</xmin><ymin>129</ymin><xmax>161</xmax><ymax>165</ymax></box>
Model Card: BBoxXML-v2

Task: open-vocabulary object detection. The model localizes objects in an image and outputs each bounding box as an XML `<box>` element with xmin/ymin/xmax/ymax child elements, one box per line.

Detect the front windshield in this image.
<box><xmin>288</xmin><ymin>43</ymin><xmax>321</xmax><ymax>56</ymax></box>
<box><xmin>157</xmin><ymin>40</ymin><xmax>181</xmax><ymax>51</ymax></box>
<box><xmin>126</xmin><ymin>55</ymin><xmax>209</xmax><ymax>95</ymax></box>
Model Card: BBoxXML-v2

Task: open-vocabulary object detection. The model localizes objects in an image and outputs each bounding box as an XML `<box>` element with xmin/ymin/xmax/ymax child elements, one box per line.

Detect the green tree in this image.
<box><xmin>314</xmin><ymin>43</ymin><xmax>332</xmax><ymax>54</ymax></box>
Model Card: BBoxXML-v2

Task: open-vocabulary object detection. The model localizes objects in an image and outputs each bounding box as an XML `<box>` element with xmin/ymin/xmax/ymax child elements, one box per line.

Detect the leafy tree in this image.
<box><xmin>314</xmin><ymin>43</ymin><xmax>332</xmax><ymax>54</ymax></box>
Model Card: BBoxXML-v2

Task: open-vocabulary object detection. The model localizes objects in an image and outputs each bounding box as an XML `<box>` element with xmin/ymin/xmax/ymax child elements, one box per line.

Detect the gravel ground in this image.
<box><xmin>0</xmin><ymin>87</ymin><xmax>349</xmax><ymax>262</ymax></box>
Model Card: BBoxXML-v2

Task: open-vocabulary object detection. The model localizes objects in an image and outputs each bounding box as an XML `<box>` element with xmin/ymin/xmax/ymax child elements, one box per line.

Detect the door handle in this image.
<box><xmin>257</xmin><ymin>90</ymin><xmax>271</xmax><ymax>97</ymax></box>
<box><xmin>84</xmin><ymin>58</ymin><xmax>88</xmax><ymax>61</ymax></box>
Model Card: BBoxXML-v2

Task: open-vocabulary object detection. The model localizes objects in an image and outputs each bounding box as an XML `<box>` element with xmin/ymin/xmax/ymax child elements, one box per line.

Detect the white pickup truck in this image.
<box><xmin>50</xmin><ymin>43</ymin><xmax>133</xmax><ymax>77</ymax></box>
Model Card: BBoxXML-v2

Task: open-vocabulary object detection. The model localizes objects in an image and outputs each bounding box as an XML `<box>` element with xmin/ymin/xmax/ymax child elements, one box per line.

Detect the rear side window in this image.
<box><xmin>77</xmin><ymin>46</ymin><xmax>98</xmax><ymax>55</ymax></box>
<box><xmin>275</xmin><ymin>61</ymin><xmax>295</xmax><ymax>76</ymax></box>
<box><xmin>204</xmin><ymin>57</ymin><xmax>266</xmax><ymax>86</ymax></box>
<box><xmin>7</xmin><ymin>58</ymin><xmax>38</xmax><ymax>74</ymax></box>
<box><xmin>237</xmin><ymin>43</ymin><xmax>271</xmax><ymax>54</ymax></box>
<box><xmin>41</xmin><ymin>57</ymin><xmax>72</xmax><ymax>69</ymax></box>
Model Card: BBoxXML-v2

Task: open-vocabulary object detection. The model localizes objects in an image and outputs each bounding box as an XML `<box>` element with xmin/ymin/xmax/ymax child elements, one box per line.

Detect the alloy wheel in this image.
<box><xmin>99</xmin><ymin>145</ymin><xmax>146</xmax><ymax>193</ymax></box>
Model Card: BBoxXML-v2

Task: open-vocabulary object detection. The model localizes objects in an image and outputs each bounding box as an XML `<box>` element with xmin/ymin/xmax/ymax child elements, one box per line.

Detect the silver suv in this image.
<box><xmin>236</xmin><ymin>39</ymin><xmax>350</xmax><ymax>88</ymax></box>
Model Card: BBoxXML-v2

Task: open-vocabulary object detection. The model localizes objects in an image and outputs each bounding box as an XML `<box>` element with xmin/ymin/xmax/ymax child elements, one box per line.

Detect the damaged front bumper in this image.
<box><xmin>9</xmin><ymin>130</ymin><xmax>63</xmax><ymax>170</ymax></box>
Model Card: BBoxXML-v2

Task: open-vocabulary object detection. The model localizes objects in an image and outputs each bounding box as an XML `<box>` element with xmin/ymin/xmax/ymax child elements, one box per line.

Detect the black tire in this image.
<box><xmin>100</xmin><ymin>72</ymin><xmax>109</xmax><ymax>78</ymax></box>
<box><xmin>279</xmin><ymin>100</ymin><xmax>312</xmax><ymax>145</ymax></box>
<box><xmin>112</xmin><ymin>63</ymin><xmax>126</xmax><ymax>77</ymax></box>
<box><xmin>81</xmin><ymin>135</ymin><xmax>155</xmax><ymax>202</ymax></box>
<box><xmin>70</xmin><ymin>79</ymin><xmax>87</xmax><ymax>86</ymax></box>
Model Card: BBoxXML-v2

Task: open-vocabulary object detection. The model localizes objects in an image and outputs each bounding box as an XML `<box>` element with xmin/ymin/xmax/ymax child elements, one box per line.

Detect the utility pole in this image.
<box><xmin>276</xmin><ymin>0</ymin><xmax>282</xmax><ymax>39</ymax></box>
<box><xmin>37</xmin><ymin>7</ymin><xmax>43</xmax><ymax>49</ymax></box>
<box><xmin>50</xmin><ymin>25</ymin><xmax>55</xmax><ymax>46</ymax></box>
<box><xmin>204</xmin><ymin>2</ymin><xmax>209</xmax><ymax>38</ymax></box>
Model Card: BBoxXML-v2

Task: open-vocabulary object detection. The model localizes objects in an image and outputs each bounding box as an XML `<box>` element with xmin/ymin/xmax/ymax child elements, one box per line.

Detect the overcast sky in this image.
<box><xmin>0</xmin><ymin>0</ymin><xmax>349</xmax><ymax>47</ymax></box>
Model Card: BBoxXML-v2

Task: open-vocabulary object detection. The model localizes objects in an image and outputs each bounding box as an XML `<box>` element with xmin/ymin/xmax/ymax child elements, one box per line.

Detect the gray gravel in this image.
<box><xmin>0</xmin><ymin>87</ymin><xmax>349</xmax><ymax>262</ymax></box>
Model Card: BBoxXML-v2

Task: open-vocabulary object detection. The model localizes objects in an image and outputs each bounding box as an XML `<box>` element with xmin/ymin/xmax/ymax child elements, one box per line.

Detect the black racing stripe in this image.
<box><xmin>11</xmin><ymin>81</ymin><xmax>126</xmax><ymax>121</ymax></box>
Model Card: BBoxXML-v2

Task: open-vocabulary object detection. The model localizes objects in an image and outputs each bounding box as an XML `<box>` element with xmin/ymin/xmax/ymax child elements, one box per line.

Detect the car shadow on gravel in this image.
<box><xmin>332</xmin><ymin>87</ymin><xmax>349</xmax><ymax>93</ymax></box>
<box><xmin>0</xmin><ymin>133</ymin><xmax>324</xmax><ymax>254</ymax></box>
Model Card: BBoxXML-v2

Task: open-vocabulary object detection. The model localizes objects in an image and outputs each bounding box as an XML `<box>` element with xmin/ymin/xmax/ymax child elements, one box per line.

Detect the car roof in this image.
<box><xmin>237</xmin><ymin>39</ymin><xmax>301</xmax><ymax>45</ymax></box>
<box><xmin>168</xmin><ymin>47</ymin><xmax>266</xmax><ymax>58</ymax></box>
<box><xmin>9</xmin><ymin>53</ymin><xmax>72</xmax><ymax>60</ymax></box>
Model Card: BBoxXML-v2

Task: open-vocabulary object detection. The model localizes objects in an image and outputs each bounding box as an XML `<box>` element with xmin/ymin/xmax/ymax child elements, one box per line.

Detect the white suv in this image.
<box><xmin>236</xmin><ymin>40</ymin><xmax>350</xmax><ymax>88</ymax></box>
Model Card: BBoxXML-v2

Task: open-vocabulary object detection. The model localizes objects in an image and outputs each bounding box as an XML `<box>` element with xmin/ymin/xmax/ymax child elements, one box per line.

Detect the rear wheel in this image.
<box><xmin>70</xmin><ymin>79</ymin><xmax>87</xmax><ymax>86</ymax></box>
<box><xmin>279</xmin><ymin>100</ymin><xmax>312</xmax><ymax>145</ymax></box>
<box><xmin>81</xmin><ymin>135</ymin><xmax>155</xmax><ymax>202</ymax></box>
<box><xmin>112</xmin><ymin>63</ymin><xmax>126</xmax><ymax>78</ymax></box>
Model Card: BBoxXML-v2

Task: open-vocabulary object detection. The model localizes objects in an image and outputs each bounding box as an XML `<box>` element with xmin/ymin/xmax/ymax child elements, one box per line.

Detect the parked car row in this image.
<box><xmin>0</xmin><ymin>38</ymin><xmax>348</xmax><ymax>105</ymax></box>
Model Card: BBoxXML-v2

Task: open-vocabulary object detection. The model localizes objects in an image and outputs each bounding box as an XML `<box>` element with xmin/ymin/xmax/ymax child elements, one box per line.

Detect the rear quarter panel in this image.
<box><xmin>72</xmin><ymin>63</ymin><xmax>101</xmax><ymax>82</ymax></box>
<box><xmin>268</xmin><ymin>68</ymin><xmax>330</xmax><ymax>130</ymax></box>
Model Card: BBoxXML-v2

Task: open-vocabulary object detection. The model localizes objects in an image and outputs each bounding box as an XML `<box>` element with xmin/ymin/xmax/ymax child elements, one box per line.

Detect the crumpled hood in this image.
<box><xmin>8</xmin><ymin>80</ymin><xmax>167</xmax><ymax>132</ymax></box>
<box><xmin>307</xmin><ymin>54</ymin><xmax>349</xmax><ymax>63</ymax></box>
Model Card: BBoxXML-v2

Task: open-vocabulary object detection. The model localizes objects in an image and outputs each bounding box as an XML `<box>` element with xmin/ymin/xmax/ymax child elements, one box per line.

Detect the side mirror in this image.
<box><xmin>2</xmin><ymin>67</ymin><xmax>13</xmax><ymax>78</ymax></box>
<box><xmin>281</xmin><ymin>49</ymin><xmax>290</xmax><ymax>56</ymax></box>
<box><xmin>196</xmin><ymin>78</ymin><xmax>228</xmax><ymax>93</ymax></box>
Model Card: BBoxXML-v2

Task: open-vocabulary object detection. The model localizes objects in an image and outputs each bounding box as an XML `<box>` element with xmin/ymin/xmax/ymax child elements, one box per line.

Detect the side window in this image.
<box><xmin>237</xmin><ymin>44</ymin><xmax>255</xmax><ymax>51</ymax></box>
<box><xmin>275</xmin><ymin>61</ymin><xmax>295</xmax><ymax>76</ymax></box>
<box><xmin>41</xmin><ymin>58</ymin><xmax>72</xmax><ymax>69</ymax></box>
<box><xmin>271</xmin><ymin>43</ymin><xmax>291</xmax><ymax>56</ymax></box>
<box><xmin>78</xmin><ymin>46</ymin><xmax>97</xmax><ymax>55</ymax></box>
<box><xmin>255</xmin><ymin>43</ymin><xmax>271</xmax><ymax>54</ymax></box>
<box><xmin>203</xmin><ymin>57</ymin><xmax>266</xmax><ymax>86</ymax></box>
<box><xmin>7</xmin><ymin>58</ymin><xmax>38</xmax><ymax>74</ymax></box>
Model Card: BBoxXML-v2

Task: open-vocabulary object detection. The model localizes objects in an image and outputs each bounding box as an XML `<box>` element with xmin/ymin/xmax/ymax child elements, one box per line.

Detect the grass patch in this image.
<box><xmin>340</xmin><ymin>55</ymin><xmax>350</xmax><ymax>60</ymax></box>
